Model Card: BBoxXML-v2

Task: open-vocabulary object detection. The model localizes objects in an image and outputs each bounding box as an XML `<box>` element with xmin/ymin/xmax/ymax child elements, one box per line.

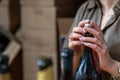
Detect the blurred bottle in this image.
<box><xmin>75</xmin><ymin>23</ymin><xmax>102</xmax><ymax>80</ymax></box>
<box><xmin>61</xmin><ymin>48</ymin><xmax>73</xmax><ymax>80</ymax></box>
<box><xmin>0</xmin><ymin>54</ymin><xmax>11</xmax><ymax>80</ymax></box>
<box><xmin>37</xmin><ymin>56</ymin><xmax>53</xmax><ymax>80</ymax></box>
<box><xmin>0</xmin><ymin>32</ymin><xmax>10</xmax><ymax>52</ymax></box>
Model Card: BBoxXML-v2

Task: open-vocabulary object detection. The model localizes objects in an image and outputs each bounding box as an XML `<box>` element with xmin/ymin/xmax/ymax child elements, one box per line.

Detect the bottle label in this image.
<box><xmin>37</xmin><ymin>67</ymin><xmax>53</xmax><ymax>80</ymax></box>
<box><xmin>0</xmin><ymin>72</ymin><xmax>11</xmax><ymax>80</ymax></box>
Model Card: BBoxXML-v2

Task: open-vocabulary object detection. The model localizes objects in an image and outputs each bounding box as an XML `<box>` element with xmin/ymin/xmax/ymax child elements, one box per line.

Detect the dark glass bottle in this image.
<box><xmin>37</xmin><ymin>56</ymin><xmax>53</xmax><ymax>80</ymax></box>
<box><xmin>75</xmin><ymin>23</ymin><xmax>102</xmax><ymax>80</ymax></box>
<box><xmin>0</xmin><ymin>32</ymin><xmax>10</xmax><ymax>51</ymax></box>
<box><xmin>61</xmin><ymin>48</ymin><xmax>73</xmax><ymax>80</ymax></box>
<box><xmin>0</xmin><ymin>54</ymin><xmax>11</xmax><ymax>80</ymax></box>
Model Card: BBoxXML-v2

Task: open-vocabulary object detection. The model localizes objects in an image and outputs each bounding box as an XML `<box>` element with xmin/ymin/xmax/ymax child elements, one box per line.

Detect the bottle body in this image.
<box><xmin>37</xmin><ymin>56</ymin><xmax>53</xmax><ymax>80</ymax></box>
<box><xmin>75</xmin><ymin>23</ymin><xmax>102</xmax><ymax>80</ymax></box>
<box><xmin>61</xmin><ymin>48</ymin><xmax>73</xmax><ymax>80</ymax></box>
<box><xmin>75</xmin><ymin>46</ymin><xmax>101</xmax><ymax>80</ymax></box>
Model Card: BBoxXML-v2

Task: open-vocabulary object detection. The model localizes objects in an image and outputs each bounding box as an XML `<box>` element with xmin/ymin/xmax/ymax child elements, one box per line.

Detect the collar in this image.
<box><xmin>115</xmin><ymin>0</ymin><xmax>120</xmax><ymax>9</ymax></box>
<box><xmin>86</xmin><ymin>0</ymin><xmax>100</xmax><ymax>10</ymax></box>
<box><xmin>87</xmin><ymin>0</ymin><xmax>120</xmax><ymax>15</ymax></box>
<box><xmin>113</xmin><ymin>0</ymin><xmax>120</xmax><ymax>15</ymax></box>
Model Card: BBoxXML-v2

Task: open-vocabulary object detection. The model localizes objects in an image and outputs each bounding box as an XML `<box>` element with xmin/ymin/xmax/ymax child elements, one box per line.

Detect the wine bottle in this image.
<box><xmin>0</xmin><ymin>32</ymin><xmax>10</xmax><ymax>52</ymax></box>
<box><xmin>37</xmin><ymin>56</ymin><xmax>53</xmax><ymax>80</ymax></box>
<box><xmin>0</xmin><ymin>54</ymin><xmax>11</xmax><ymax>80</ymax></box>
<box><xmin>75</xmin><ymin>23</ymin><xmax>102</xmax><ymax>80</ymax></box>
<box><xmin>61</xmin><ymin>48</ymin><xmax>73</xmax><ymax>80</ymax></box>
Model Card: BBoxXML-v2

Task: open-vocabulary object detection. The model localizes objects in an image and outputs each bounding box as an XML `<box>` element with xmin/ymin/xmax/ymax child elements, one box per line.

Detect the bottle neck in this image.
<box><xmin>83</xmin><ymin>46</ymin><xmax>93</xmax><ymax>56</ymax></box>
<box><xmin>81</xmin><ymin>46</ymin><xmax>95</xmax><ymax>68</ymax></box>
<box><xmin>0</xmin><ymin>67</ymin><xmax>9</xmax><ymax>74</ymax></box>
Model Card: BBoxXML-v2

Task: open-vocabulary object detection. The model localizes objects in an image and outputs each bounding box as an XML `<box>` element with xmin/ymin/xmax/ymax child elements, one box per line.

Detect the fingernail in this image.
<box><xmin>79</xmin><ymin>36</ymin><xmax>85</xmax><ymax>41</ymax></box>
<box><xmin>83</xmin><ymin>28</ymin><xmax>87</xmax><ymax>33</ymax></box>
<box><xmin>83</xmin><ymin>42</ymin><xmax>88</xmax><ymax>46</ymax></box>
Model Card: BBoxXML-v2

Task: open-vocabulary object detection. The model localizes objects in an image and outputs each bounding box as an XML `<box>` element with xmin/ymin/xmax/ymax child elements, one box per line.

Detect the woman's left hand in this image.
<box><xmin>79</xmin><ymin>21</ymin><xmax>118</xmax><ymax>75</ymax></box>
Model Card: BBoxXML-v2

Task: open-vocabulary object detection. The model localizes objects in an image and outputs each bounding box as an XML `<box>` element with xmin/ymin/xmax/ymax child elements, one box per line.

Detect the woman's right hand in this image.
<box><xmin>68</xmin><ymin>20</ymin><xmax>90</xmax><ymax>75</ymax></box>
<box><xmin>68</xmin><ymin>20</ymin><xmax>90</xmax><ymax>54</ymax></box>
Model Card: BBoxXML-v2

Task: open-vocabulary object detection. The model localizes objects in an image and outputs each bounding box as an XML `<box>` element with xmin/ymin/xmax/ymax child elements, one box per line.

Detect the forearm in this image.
<box><xmin>72</xmin><ymin>47</ymin><xmax>83</xmax><ymax>76</ymax></box>
<box><xmin>73</xmin><ymin>52</ymin><xmax>81</xmax><ymax>76</ymax></box>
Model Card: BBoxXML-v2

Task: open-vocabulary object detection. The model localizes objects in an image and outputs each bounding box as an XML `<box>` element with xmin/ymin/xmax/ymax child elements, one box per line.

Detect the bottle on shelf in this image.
<box><xmin>37</xmin><ymin>56</ymin><xmax>53</xmax><ymax>80</ymax></box>
<box><xmin>61</xmin><ymin>48</ymin><xmax>73</xmax><ymax>80</ymax></box>
<box><xmin>0</xmin><ymin>54</ymin><xmax>11</xmax><ymax>80</ymax></box>
<box><xmin>75</xmin><ymin>23</ymin><xmax>102</xmax><ymax>80</ymax></box>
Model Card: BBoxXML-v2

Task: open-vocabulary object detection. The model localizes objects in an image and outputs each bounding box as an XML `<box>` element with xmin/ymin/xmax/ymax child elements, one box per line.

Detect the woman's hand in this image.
<box><xmin>68</xmin><ymin>20</ymin><xmax>90</xmax><ymax>75</ymax></box>
<box><xmin>69</xmin><ymin>20</ymin><xmax>90</xmax><ymax>53</ymax></box>
<box><xmin>79</xmin><ymin>20</ymin><xmax>119</xmax><ymax>76</ymax></box>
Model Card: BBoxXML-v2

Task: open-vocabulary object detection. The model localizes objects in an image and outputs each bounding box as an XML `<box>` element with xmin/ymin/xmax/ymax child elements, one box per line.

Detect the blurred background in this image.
<box><xmin>0</xmin><ymin>0</ymin><xmax>86</xmax><ymax>80</ymax></box>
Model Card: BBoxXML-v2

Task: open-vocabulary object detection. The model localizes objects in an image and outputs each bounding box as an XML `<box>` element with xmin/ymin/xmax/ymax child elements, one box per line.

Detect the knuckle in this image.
<box><xmin>93</xmin><ymin>45</ymin><xmax>98</xmax><ymax>50</ymax></box>
<box><xmin>103</xmin><ymin>50</ymin><xmax>106</xmax><ymax>54</ymax></box>
<box><xmin>101</xmin><ymin>49</ymin><xmax>106</xmax><ymax>55</ymax></box>
<box><xmin>94</xmin><ymin>38</ymin><xmax>98</xmax><ymax>42</ymax></box>
<box><xmin>104</xmin><ymin>45</ymin><xmax>108</xmax><ymax>50</ymax></box>
<box><xmin>96</xmin><ymin>32</ymin><xmax>100</xmax><ymax>36</ymax></box>
<box><xmin>98</xmin><ymin>40</ymin><xmax>102</xmax><ymax>45</ymax></box>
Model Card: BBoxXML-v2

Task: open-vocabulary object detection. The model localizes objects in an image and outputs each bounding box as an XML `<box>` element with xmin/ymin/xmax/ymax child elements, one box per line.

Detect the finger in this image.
<box><xmin>80</xmin><ymin>36</ymin><xmax>103</xmax><ymax>48</ymax></box>
<box><xmin>83</xmin><ymin>27</ymin><xmax>104</xmax><ymax>42</ymax></box>
<box><xmin>69</xmin><ymin>40</ymin><xmax>82</xmax><ymax>48</ymax></box>
<box><xmin>72</xmin><ymin>27</ymin><xmax>84</xmax><ymax>34</ymax></box>
<box><xmin>83</xmin><ymin>42</ymin><xmax>101</xmax><ymax>56</ymax></box>
<box><xmin>69</xmin><ymin>33</ymin><xmax>82</xmax><ymax>40</ymax></box>
<box><xmin>90</xmin><ymin>21</ymin><xmax>101</xmax><ymax>32</ymax></box>
<box><xmin>78</xmin><ymin>20</ymin><xmax>90</xmax><ymax>28</ymax></box>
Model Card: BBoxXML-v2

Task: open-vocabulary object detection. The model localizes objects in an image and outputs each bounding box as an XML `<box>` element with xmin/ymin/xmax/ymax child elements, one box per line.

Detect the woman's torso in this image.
<box><xmin>63</xmin><ymin>0</ymin><xmax>120</xmax><ymax>79</ymax></box>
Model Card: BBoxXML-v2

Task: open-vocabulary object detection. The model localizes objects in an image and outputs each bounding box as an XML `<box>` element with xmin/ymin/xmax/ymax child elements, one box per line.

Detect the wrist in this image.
<box><xmin>109</xmin><ymin>61</ymin><xmax>120</xmax><ymax>80</ymax></box>
<box><xmin>110</xmin><ymin>61</ymin><xmax>120</xmax><ymax>76</ymax></box>
<box><xmin>110</xmin><ymin>68</ymin><xmax>120</xmax><ymax>80</ymax></box>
